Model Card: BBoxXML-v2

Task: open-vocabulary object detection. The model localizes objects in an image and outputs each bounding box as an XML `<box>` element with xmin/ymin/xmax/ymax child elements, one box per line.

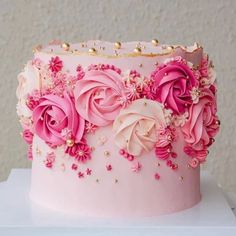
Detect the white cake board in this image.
<box><xmin>0</xmin><ymin>169</ymin><xmax>235</xmax><ymax>236</ymax></box>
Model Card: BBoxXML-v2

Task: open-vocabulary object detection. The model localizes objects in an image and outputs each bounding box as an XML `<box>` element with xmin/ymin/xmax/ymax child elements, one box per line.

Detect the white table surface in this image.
<box><xmin>0</xmin><ymin>169</ymin><xmax>236</xmax><ymax>236</ymax></box>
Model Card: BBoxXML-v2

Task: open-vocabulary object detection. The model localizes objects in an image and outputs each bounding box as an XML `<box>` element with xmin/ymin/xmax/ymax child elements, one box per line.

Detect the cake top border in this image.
<box><xmin>33</xmin><ymin>40</ymin><xmax>203</xmax><ymax>58</ymax></box>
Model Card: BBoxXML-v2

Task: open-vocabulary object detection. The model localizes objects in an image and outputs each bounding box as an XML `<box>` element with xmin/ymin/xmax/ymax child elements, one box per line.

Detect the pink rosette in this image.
<box><xmin>182</xmin><ymin>86</ymin><xmax>220</xmax><ymax>152</ymax></box>
<box><xmin>32</xmin><ymin>92</ymin><xmax>85</xmax><ymax>146</ymax></box>
<box><xmin>74</xmin><ymin>68</ymin><xmax>127</xmax><ymax>126</ymax></box>
<box><xmin>151</xmin><ymin>57</ymin><xmax>199</xmax><ymax>114</ymax></box>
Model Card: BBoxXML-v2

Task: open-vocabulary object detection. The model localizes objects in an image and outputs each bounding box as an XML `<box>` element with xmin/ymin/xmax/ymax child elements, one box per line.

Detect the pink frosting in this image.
<box><xmin>32</xmin><ymin>92</ymin><xmax>85</xmax><ymax>146</ymax></box>
<box><xmin>113</xmin><ymin>99</ymin><xmax>165</xmax><ymax>156</ymax></box>
<box><xmin>74</xmin><ymin>69</ymin><xmax>127</xmax><ymax>126</ymax></box>
<box><xmin>182</xmin><ymin>86</ymin><xmax>219</xmax><ymax>151</ymax></box>
<box><xmin>151</xmin><ymin>57</ymin><xmax>198</xmax><ymax>114</ymax></box>
<box><xmin>22</xmin><ymin>129</ymin><xmax>34</xmax><ymax>144</ymax></box>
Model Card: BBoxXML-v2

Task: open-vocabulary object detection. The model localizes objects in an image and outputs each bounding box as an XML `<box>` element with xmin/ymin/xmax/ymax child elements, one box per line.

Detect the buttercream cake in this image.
<box><xmin>16</xmin><ymin>40</ymin><xmax>220</xmax><ymax>217</ymax></box>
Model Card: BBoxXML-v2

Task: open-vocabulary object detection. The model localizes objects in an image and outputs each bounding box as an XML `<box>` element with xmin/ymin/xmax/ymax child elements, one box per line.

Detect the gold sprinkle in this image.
<box><xmin>139</xmin><ymin>63</ymin><xmax>143</xmax><ymax>68</ymax></box>
<box><xmin>114</xmin><ymin>41</ymin><xmax>121</xmax><ymax>49</ymax></box>
<box><xmin>167</xmin><ymin>45</ymin><xmax>174</xmax><ymax>50</ymax></box>
<box><xmin>115</xmin><ymin>179</ymin><xmax>118</xmax><ymax>183</ymax></box>
<box><xmin>104</xmin><ymin>151</ymin><xmax>110</xmax><ymax>157</ymax></box>
<box><xmin>96</xmin><ymin>179</ymin><xmax>99</xmax><ymax>183</ymax></box>
<box><xmin>66</xmin><ymin>139</ymin><xmax>75</xmax><ymax>147</ymax></box>
<box><xmin>155</xmin><ymin>62</ymin><xmax>159</xmax><ymax>66</ymax></box>
<box><xmin>151</xmin><ymin>39</ymin><xmax>159</xmax><ymax>46</ymax></box>
<box><xmin>157</xmin><ymin>162</ymin><xmax>161</xmax><ymax>167</ymax></box>
<box><xmin>114</xmin><ymin>50</ymin><xmax>119</xmax><ymax>56</ymax></box>
<box><xmin>88</xmin><ymin>48</ymin><xmax>97</xmax><ymax>54</ymax></box>
<box><xmin>179</xmin><ymin>176</ymin><xmax>184</xmax><ymax>181</ymax></box>
<box><xmin>144</xmin><ymin>102</ymin><xmax>147</xmax><ymax>106</ymax></box>
<box><xmin>61</xmin><ymin>43</ymin><xmax>70</xmax><ymax>51</ymax></box>
<box><xmin>134</xmin><ymin>47</ymin><xmax>142</xmax><ymax>54</ymax></box>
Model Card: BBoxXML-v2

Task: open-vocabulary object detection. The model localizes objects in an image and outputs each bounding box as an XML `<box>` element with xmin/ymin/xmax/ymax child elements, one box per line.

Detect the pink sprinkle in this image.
<box><xmin>78</xmin><ymin>172</ymin><xmax>84</xmax><ymax>178</ymax></box>
<box><xmin>131</xmin><ymin>162</ymin><xmax>142</xmax><ymax>172</ymax></box>
<box><xmin>171</xmin><ymin>163</ymin><xmax>178</xmax><ymax>170</ymax></box>
<box><xmin>106</xmin><ymin>164</ymin><xmax>112</xmax><ymax>171</ymax></box>
<box><xmin>154</xmin><ymin>173</ymin><xmax>160</xmax><ymax>180</ymax></box>
<box><xmin>86</xmin><ymin>168</ymin><xmax>92</xmax><ymax>175</ymax></box>
<box><xmin>171</xmin><ymin>152</ymin><xmax>177</xmax><ymax>158</ymax></box>
<box><xmin>71</xmin><ymin>163</ymin><xmax>78</xmax><ymax>170</ymax></box>
<box><xmin>119</xmin><ymin>149</ymin><xmax>125</xmax><ymax>155</ymax></box>
<box><xmin>166</xmin><ymin>160</ymin><xmax>172</xmax><ymax>166</ymax></box>
<box><xmin>127</xmin><ymin>154</ymin><xmax>134</xmax><ymax>161</ymax></box>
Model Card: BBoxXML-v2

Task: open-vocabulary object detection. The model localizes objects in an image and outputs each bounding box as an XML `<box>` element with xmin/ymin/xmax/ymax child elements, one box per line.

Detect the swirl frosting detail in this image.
<box><xmin>74</xmin><ymin>69</ymin><xmax>127</xmax><ymax>126</ymax></box>
<box><xmin>113</xmin><ymin>99</ymin><xmax>165</xmax><ymax>156</ymax></box>
<box><xmin>32</xmin><ymin>92</ymin><xmax>85</xmax><ymax>146</ymax></box>
<box><xmin>151</xmin><ymin>58</ymin><xmax>198</xmax><ymax>114</ymax></box>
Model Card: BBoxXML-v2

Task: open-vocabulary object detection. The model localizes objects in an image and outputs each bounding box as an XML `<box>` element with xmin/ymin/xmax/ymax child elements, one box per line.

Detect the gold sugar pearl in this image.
<box><xmin>115</xmin><ymin>179</ymin><xmax>118</xmax><ymax>183</ymax></box>
<box><xmin>167</xmin><ymin>45</ymin><xmax>174</xmax><ymax>50</ymax></box>
<box><xmin>114</xmin><ymin>41</ymin><xmax>122</xmax><ymax>49</ymax></box>
<box><xmin>104</xmin><ymin>151</ymin><xmax>110</xmax><ymax>157</ymax></box>
<box><xmin>96</xmin><ymin>179</ymin><xmax>99</xmax><ymax>183</ymax></box>
<box><xmin>134</xmin><ymin>47</ymin><xmax>142</xmax><ymax>54</ymax></box>
<box><xmin>61</xmin><ymin>42</ymin><xmax>70</xmax><ymax>51</ymax></box>
<box><xmin>88</xmin><ymin>48</ymin><xmax>97</xmax><ymax>54</ymax></box>
<box><xmin>66</xmin><ymin>139</ymin><xmax>75</xmax><ymax>147</ymax></box>
<box><xmin>179</xmin><ymin>176</ymin><xmax>184</xmax><ymax>181</ymax></box>
<box><xmin>151</xmin><ymin>39</ymin><xmax>159</xmax><ymax>46</ymax></box>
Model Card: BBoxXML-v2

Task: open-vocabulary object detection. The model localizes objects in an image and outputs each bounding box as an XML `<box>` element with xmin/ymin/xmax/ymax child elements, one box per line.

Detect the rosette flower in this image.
<box><xmin>32</xmin><ymin>92</ymin><xmax>85</xmax><ymax>146</ymax></box>
<box><xmin>151</xmin><ymin>57</ymin><xmax>199</xmax><ymax>114</ymax></box>
<box><xmin>113</xmin><ymin>99</ymin><xmax>165</xmax><ymax>156</ymax></box>
<box><xmin>74</xmin><ymin>69</ymin><xmax>127</xmax><ymax>126</ymax></box>
<box><xmin>182</xmin><ymin>87</ymin><xmax>220</xmax><ymax>151</ymax></box>
<box><xmin>16</xmin><ymin>61</ymin><xmax>40</xmax><ymax>117</ymax></box>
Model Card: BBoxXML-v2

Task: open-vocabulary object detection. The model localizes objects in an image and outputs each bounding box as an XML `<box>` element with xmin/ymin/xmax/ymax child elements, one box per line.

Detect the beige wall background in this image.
<box><xmin>0</xmin><ymin>0</ymin><xmax>235</xmax><ymax>193</ymax></box>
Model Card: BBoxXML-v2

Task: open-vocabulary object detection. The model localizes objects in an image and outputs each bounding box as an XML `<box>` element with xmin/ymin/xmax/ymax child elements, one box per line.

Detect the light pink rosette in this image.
<box><xmin>182</xmin><ymin>87</ymin><xmax>219</xmax><ymax>151</ymax></box>
<box><xmin>32</xmin><ymin>92</ymin><xmax>85</xmax><ymax>146</ymax></box>
<box><xmin>16</xmin><ymin>61</ymin><xmax>40</xmax><ymax>117</ymax></box>
<box><xmin>74</xmin><ymin>69</ymin><xmax>127</xmax><ymax>126</ymax></box>
<box><xmin>151</xmin><ymin>58</ymin><xmax>199</xmax><ymax>114</ymax></box>
<box><xmin>113</xmin><ymin>99</ymin><xmax>165</xmax><ymax>156</ymax></box>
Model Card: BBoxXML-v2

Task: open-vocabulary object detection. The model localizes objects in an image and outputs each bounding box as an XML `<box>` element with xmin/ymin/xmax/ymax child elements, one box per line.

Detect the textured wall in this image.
<box><xmin>0</xmin><ymin>0</ymin><xmax>235</xmax><ymax>193</ymax></box>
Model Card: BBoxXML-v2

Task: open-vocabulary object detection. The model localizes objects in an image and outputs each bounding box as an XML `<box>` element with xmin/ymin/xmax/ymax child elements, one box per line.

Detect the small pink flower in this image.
<box><xmin>86</xmin><ymin>168</ymin><xmax>92</xmax><ymax>175</ymax></box>
<box><xmin>78</xmin><ymin>172</ymin><xmax>84</xmax><ymax>178</ymax></box>
<box><xmin>106</xmin><ymin>164</ymin><xmax>112</xmax><ymax>171</ymax></box>
<box><xmin>22</xmin><ymin>129</ymin><xmax>34</xmax><ymax>144</ymax></box>
<box><xmin>71</xmin><ymin>163</ymin><xmax>78</xmax><ymax>170</ymax></box>
<box><xmin>131</xmin><ymin>162</ymin><xmax>142</xmax><ymax>172</ymax></box>
<box><xmin>49</xmin><ymin>56</ymin><xmax>63</xmax><ymax>73</ymax></box>
<box><xmin>45</xmin><ymin>152</ymin><xmax>55</xmax><ymax>168</ymax></box>
<box><xmin>85</xmin><ymin>121</ymin><xmax>97</xmax><ymax>134</ymax></box>
<box><xmin>26</xmin><ymin>94</ymin><xmax>40</xmax><ymax>110</ymax></box>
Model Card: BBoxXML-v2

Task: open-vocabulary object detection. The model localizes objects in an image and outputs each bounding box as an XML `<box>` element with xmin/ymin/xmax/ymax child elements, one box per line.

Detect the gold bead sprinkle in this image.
<box><xmin>104</xmin><ymin>151</ymin><xmax>110</xmax><ymax>157</ymax></box>
<box><xmin>66</xmin><ymin>139</ymin><xmax>75</xmax><ymax>147</ymax></box>
<box><xmin>96</xmin><ymin>179</ymin><xmax>99</xmax><ymax>183</ymax></box>
<box><xmin>114</xmin><ymin>41</ymin><xmax>121</xmax><ymax>49</ymax></box>
<box><xmin>88</xmin><ymin>48</ymin><xmax>97</xmax><ymax>54</ymax></box>
<box><xmin>139</xmin><ymin>63</ymin><xmax>143</xmax><ymax>68</ymax></box>
<box><xmin>151</xmin><ymin>39</ymin><xmax>159</xmax><ymax>46</ymax></box>
<box><xmin>134</xmin><ymin>47</ymin><xmax>142</xmax><ymax>54</ymax></box>
<box><xmin>115</xmin><ymin>179</ymin><xmax>118</xmax><ymax>183</ymax></box>
<box><xmin>61</xmin><ymin>42</ymin><xmax>70</xmax><ymax>51</ymax></box>
<box><xmin>167</xmin><ymin>45</ymin><xmax>174</xmax><ymax>50</ymax></box>
<box><xmin>179</xmin><ymin>176</ymin><xmax>184</xmax><ymax>181</ymax></box>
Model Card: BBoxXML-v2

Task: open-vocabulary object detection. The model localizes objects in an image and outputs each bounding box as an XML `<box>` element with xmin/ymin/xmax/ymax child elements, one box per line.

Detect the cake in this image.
<box><xmin>16</xmin><ymin>40</ymin><xmax>220</xmax><ymax>217</ymax></box>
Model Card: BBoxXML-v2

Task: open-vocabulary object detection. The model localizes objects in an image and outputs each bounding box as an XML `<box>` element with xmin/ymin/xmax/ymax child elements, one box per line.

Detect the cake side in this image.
<box><xmin>17</xmin><ymin>40</ymin><xmax>219</xmax><ymax>217</ymax></box>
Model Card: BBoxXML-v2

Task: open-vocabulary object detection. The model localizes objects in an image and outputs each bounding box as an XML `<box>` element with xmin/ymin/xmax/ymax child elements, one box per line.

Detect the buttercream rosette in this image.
<box><xmin>113</xmin><ymin>99</ymin><xmax>165</xmax><ymax>156</ymax></box>
<box><xmin>151</xmin><ymin>57</ymin><xmax>199</xmax><ymax>114</ymax></box>
<box><xmin>16</xmin><ymin>61</ymin><xmax>40</xmax><ymax>118</ymax></box>
<box><xmin>74</xmin><ymin>68</ymin><xmax>128</xmax><ymax>126</ymax></box>
<box><xmin>182</xmin><ymin>86</ymin><xmax>219</xmax><ymax>158</ymax></box>
<box><xmin>32</xmin><ymin>92</ymin><xmax>85</xmax><ymax>146</ymax></box>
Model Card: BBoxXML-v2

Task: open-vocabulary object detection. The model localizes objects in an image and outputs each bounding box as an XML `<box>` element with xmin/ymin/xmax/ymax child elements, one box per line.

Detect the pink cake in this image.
<box><xmin>16</xmin><ymin>40</ymin><xmax>220</xmax><ymax>217</ymax></box>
